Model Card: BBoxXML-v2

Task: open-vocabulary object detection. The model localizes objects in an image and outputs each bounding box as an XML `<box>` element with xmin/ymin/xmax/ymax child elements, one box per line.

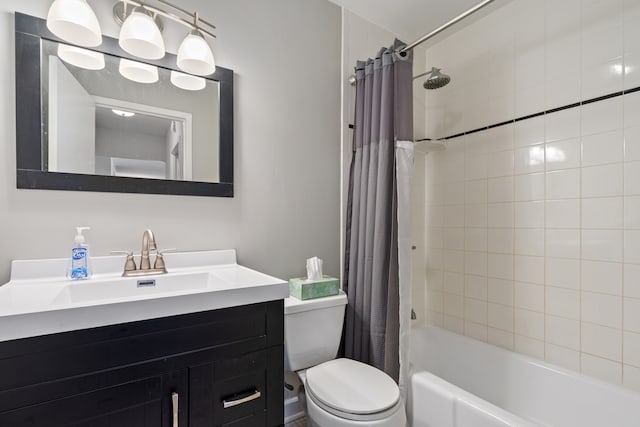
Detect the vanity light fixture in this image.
<box><xmin>118</xmin><ymin>58</ymin><xmax>159</xmax><ymax>84</ymax></box>
<box><xmin>57</xmin><ymin>44</ymin><xmax>105</xmax><ymax>70</ymax></box>
<box><xmin>46</xmin><ymin>0</ymin><xmax>102</xmax><ymax>47</ymax></box>
<box><xmin>118</xmin><ymin>6</ymin><xmax>165</xmax><ymax>60</ymax></box>
<box><xmin>112</xmin><ymin>109</ymin><xmax>136</xmax><ymax>117</ymax></box>
<box><xmin>170</xmin><ymin>70</ymin><xmax>206</xmax><ymax>91</ymax></box>
<box><xmin>177</xmin><ymin>29</ymin><xmax>215</xmax><ymax>76</ymax></box>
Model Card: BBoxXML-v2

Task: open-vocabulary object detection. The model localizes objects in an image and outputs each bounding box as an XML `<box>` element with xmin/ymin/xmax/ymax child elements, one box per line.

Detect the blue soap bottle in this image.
<box><xmin>68</xmin><ymin>227</ymin><xmax>92</xmax><ymax>280</ymax></box>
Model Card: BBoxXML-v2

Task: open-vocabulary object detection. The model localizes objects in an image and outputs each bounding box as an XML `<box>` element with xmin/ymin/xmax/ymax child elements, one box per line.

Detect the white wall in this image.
<box><xmin>423</xmin><ymin>0</ymin><xmax>640</xmax><ymax>390</ymax></box>
<box><xmin>0</xmin><ymin>0</ymin><xmax>341</xmax><ymax>283</ymax></box>
<box><xmin>95</xmin><ymin>127</ymin><xmax>167</xmax><ymax>163</ymax></box>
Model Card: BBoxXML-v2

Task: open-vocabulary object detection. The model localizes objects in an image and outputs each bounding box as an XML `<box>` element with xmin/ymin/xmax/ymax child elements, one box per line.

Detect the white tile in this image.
<box><xmin>488</xmin><ymin>278</ymin><xmax>514</xmax><ymax>306</ymax></box>
<box><xmin>546</xmin><ymin>257</ymin><xmax>580</xmax><ymax>289</ymax></box>
<box><xmin>545</xmin><ymin>343</ymin><xmax>580</xmax><ymax>371</ymax></box>
<box><xmin>465</xmin><ymin>204</ymin><xmax>487</xmax><ymax>227</ymax></box>
<box><xmin>546</xmin><ymin>229</ymin><xmax>581</xmax><ymax>259</ymax></box>
<box><xmin>465</xmin><ymin>180</ymin><xmax>488</xmax><ymax>204</ymax></box>
<box><xmin>582</xmin><ymin>229</ymin><xmax>623</xmax><ymax>262</ymax></box>
<box><xmin>546</xmin><ymin>169</ymin><xmax>581</xmax><ymax>199</ymax></box>
<box><xmin>625</xmin><ymin>92</ymin><xmax>640</xmax><ymax>128</ymax></box>
<box><xmin>515</xmin><ymin>83</ymin><xmax>545</xmax><ymax>120</ymax></box>
<box><xmin>464</xmin><ymin>298</ymin><xmax>487</xmax><ymax>324</ymax></box>
<box><xmin>624</xmin><ymin>264</ymin><xmax>640</xmax><ymax>299</ymax></box>
<box><xmin>625</xmin><ymin>297</ymin><xmax>640</xmax><ymax>333</ymax></box>
<box><xmin>443</xmin><ymin>293</ymin><xmax>464</xmax><ymax>317</ymax></box>
<box><xmin>625</xmin><ymin>161</ymin><xmax>640</xmax><ymax>195</ymax></box>
<box><xmin>515</xmin><ymin>201</ymin><xmax>545</xmax><ymax>227</ymax></box>
<box><xmin>427</xmin><ymin>290</ymin><xmax>443</xmax><ymax>312</ymax></box>
<box><xmin>465</xmin><ymin>252</ymin><xmax>487</xmax><ymax>276</ymax></box>
<box><xmin>488</xmin><ymin>202</ymin><xmax>514</xmax><ymax>228</ymax></box>
<box><xmin>445</xmin><ymin>182</ymin><xmax>465</xmax><ymax>204</ymax></box>
<box><xmin>488</xmin><ymin>253</ymin><xmax>514</xmax><ymax>280</ymax></box>
<box><xmin>546</xmin><ymin>108</ymin><xmax>581</xmax><ymax>142</ymax></box>
<box><xmin>581</xmin><ymin>130</ymin><xmax>625</xmax><ymax>166</ymax></box>
<box><xmin>514</xmin><ymin>228</ymin><xmax>544</xmax><ymax>256</ymax></box>
<box><xmin>515</xmin><ymin>173</ymin><xmax>545</xmax><ymax>201</ymax></box>
<box><xmin>515</xmin><ymin>334</ymin><xmax>545</xmax><ymax>359</ymax></box>
<box><xmin>464</xmin><ymin>320</ymin><xmax>488</xmax><ymax>341</ymax></box>
<box><xmin>623</xmin><ymin>364</ymin><xmax>640</xmax><ymax>392</ymax></box>
<box><xmin>624</xmin><ymin>126</ymin><xmax>640</xmax><ymax>161</ymax></box>
<box><xmin>488</xmin><ymin>328</ymin><xmax>514</xmax><ymax>350</ymax></box>
<box><xmin>582</xmin><ymin>292</ymin><xmax>622</xmax><ymax>328</ymax></box>
<box><xmin>582</xmin><ymin>322</ymin><xmax>622</xmax><ymax>361</ymax></box>
<box><xmin>625</xmin><ymin>53</ymin><xmax>640</xmax><ymax>91</ymax></box>
<box><xmin>443</xmin><ymin>205</ymin><xmax>465</xmax><ymax>227</ymax></box>
<box><xmin>625</xmin><ymin>230</ymin><xmax>640</xmax><ymax>264</ymax></box>
<box><xmin>545</xmin><ymin>138</ymin><xmax>581</xmax><ymax>171</ymax></box>
<box><xmin>624</xmin><ymin>196</ymin><xmax>640</xmax><ymax>228</ymax></box>
<box><xmin>515</xmin><ymin>281</ymin><xmax>544</xmax><ymax>312</ymax></box>
<box><xmin>546</xmin><ymin>199</ymin><xmax>580</xmax><ymax>229</ymax></box>
<box><xmin>582</xmin><ymin>260</ymin><xmax>623</xmax><ymax>295</ymax></box>
<box><xmin>443</xmin><ymin>272</ymin><xmax>464</xmax><ymax>295</ymax></box>
<box><xmin>546</xmin><ymin>315</ymin><xmax>580</xmax><ymax>350</ymax></box>
<box><xmin>488</xmin><ymin>302</ymin><xmax>514</xmax><ymax>332</ymax></box>
<box><xmin>488</xmin><ymin>228</ymin><xmax>514</xmax><ymax>254</ymax></box>
<box><xmin>465</xmin><ymin>275</ymin><xmax>488</xmax><ymax>300</ymax></box>
<box><xmin>514</xmin><ymin>115</ymin><xmax>545</xmax><ymax>147</ymax></box>
<box><xmin>487</xmin><ymin>150</ymin><xmax>515</xmax><ymax>178</ymax></box>
<box><xmin>581</xmin><ymin>197</ymin><xmax>623</xmax><ymax>229</ymax></box>
<box><xmin>546</xmin><ymin>286</ymin><xmax>580</xmax><ymax>320</ymax></box>
<box><xmin>581</xmin><ymin>7</ymin><xmax>623</xmax><ymax>66</ymax></box>
<box><xmin>515</xmin><ymin>308</ymin><xmax>545</xmax><ymax>341</ymax></box>
<box><xmin>443</xmin><ymin>250</ymin><xmax>464</xmax><ymax>272</ymax></box>
<box><xmin>443</xmin><ymin>315</ymin><xmax>464</xmax><ymax>334</ymax></box>
<box><xmin>582</xmin><ymin>164</ymin><xmax>624</xmax><ymax>198</ymax></box>
<box><xmin>581</xmin><ymin>353</ymin><xmax>623</xmax><ymax>384</ymax></box>
<box><xmin>464</xmin><ymin>155</ymin><xmax>488</xmax><ymax>181</ymax></box>
<box><xmin>623</xmin><ymin>331</ymin><xmax>640</xmax><ymax>367</ymax></box>
<box><xmin>545</xmin><ymin>74</ymin><xmax>582</xmax><ymax>111</ymax></box>
<box><xmin>443</xmin><ymin>227</ymin><xmax>465</xmax><ymax>251</ymax></box>
<box><xmin>515</xmin><ymin>144</ymin><xmax>545</xmax><ymax>174</ymax></box>
<box><xmin>581</xmin><ymin>59</ymin><xmax>624</xmax><ymax>100</ymax></box>
<box><xmin>514</xmin><ymin>255</ymin><xmax>544</xmax><ymax>285</ymax></box>
<box><xmin>582</xmin><ymin>97</ymin><xmax>624</xmax><ymax>137</ymax></box>
<box><xmin>465</xmin><ymin>228</ymin><xmax>487</xmax><ymax>252</ymax></box>
<box><xmin>488</xmin><ymin>176</ymin><xmax>514</xmax><ymax>202</ymax></box>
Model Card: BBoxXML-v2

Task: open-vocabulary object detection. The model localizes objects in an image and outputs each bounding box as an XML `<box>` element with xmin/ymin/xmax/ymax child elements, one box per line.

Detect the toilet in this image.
<box><xmin>284</xmin><ymin>290</ymin><xmax>407</xmax><ymax>427</ymax></box>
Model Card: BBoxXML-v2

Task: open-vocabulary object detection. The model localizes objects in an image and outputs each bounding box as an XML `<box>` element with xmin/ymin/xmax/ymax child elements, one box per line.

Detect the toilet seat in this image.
<box><xmin>305</xmin><ymin>358</ymin><xmax>402</xmax><ymax>422</ymax></box>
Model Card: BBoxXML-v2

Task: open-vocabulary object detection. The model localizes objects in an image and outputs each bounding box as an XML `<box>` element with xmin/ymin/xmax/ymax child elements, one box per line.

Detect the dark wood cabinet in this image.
<box><xmin>0</xmin><ymin>300</ymin><xmax>284</xmax><ymax>426</ymax></box>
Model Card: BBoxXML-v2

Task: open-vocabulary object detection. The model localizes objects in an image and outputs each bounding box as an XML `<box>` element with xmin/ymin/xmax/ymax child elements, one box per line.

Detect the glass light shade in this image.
<box><xmin>118</xmin><ymin>58</ymin><xmax>159</xmax><ymax>84</ymax></box>
<box><xmin>177</xmin><ymin>32</ymin><xmax>215</xmax><ymax>76</ymax></box>
<box><xmin>46</xmin><ymin>0</ymin><xmax>102</xmax><ymax>47</ymax></box>
<box><xmin>57</xmin><ymin>44</ymin><xmax>105</xmax><ymax>70</ymax></box>
<box><xmin>170</xmin><ymin>71</ymin><xmax>206</xmax><ymax>91</ymax></box>
<box><xmin>118</xmin><ymin>10</ymin><xmax>165</xmax><ymax>60</ymax></box>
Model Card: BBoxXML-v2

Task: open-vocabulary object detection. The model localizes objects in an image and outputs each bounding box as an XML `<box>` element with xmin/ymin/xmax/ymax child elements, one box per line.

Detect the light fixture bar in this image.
<box><xmin>117</xmin><ymin>0</ymin><xmax>216</xmax><ymax>39</ymax></box>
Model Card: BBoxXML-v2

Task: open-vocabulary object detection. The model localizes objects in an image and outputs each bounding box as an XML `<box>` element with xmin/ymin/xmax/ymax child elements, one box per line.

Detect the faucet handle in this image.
<box><xmin>111</xmin><ymin>250</ymin><xmax>137</xmax><ymax>272</ymax></box>
<box><xmin>153</xmin><ymin>248</ymin><xmax>177</xmax><ymax>271</ymax></box>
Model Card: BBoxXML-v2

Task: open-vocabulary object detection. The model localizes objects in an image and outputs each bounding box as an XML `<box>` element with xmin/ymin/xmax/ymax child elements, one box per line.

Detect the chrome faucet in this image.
<box><xmin>114</xmin><ymin>229</ymin><xmax>169</xmax><ymax>277</ymax></box>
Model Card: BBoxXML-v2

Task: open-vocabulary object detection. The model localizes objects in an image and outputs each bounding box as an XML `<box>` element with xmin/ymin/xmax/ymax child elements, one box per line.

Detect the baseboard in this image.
<box><xmin>284</xmin><ymin>396</ymin><xmax>305</xmax><ymax>423</ymax></box>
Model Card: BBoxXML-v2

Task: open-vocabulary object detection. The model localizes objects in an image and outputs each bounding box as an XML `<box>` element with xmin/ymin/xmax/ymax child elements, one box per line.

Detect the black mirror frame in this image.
<box><xmin>15</xmin><ymin>12</ymin><xmax>234</xmax><ymax>197</ymax></box>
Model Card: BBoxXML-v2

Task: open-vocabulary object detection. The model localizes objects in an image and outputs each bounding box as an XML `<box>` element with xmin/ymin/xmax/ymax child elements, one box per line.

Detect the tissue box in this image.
<box><xmin>289</xmin><ymin>276</ymin><xmax>340</xmax><ymax>300</ymax></box>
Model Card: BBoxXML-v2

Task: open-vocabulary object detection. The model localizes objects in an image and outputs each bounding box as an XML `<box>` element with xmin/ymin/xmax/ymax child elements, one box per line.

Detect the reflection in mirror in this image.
<box><xmin>42</xmin><ymin>39</ymin><xmax>220</xmax><ymax>183</ymax></box>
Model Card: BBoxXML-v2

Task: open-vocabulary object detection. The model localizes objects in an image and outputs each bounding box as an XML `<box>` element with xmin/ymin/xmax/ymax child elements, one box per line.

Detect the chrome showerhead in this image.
<box><xmin>423</xmin><ymin>67</ymin><xmax>451</xmax><ymax>90</ymax></box>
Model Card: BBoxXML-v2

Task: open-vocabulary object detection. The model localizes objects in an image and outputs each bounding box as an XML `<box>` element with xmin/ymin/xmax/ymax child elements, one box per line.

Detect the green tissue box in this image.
<box><xmin>289</xmin><ymin>276</ymin><xmax>340</xmax><ymax>300</ymax></box>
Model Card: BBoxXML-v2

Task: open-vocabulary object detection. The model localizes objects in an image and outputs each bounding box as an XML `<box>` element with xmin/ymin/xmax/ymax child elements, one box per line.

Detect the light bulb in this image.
<box><xmin>170</xmin><ymin>71</ymin><xmax>206</xmax><ymax>91</ymax></box>
<box><xmin>177</xmin><ymin>31</ymin><xmax>215</xmax><ymax>76</ymax></box>
<box><xmin>57</xmin><ymin>44</ymin><xmax>105</xmax><ymax>70</ymax></box>
<box><xmin>46</xmin><ymin>0</ymin><xmax>102</xmax><ymax>47</ymax></box>
<box><xmin>119</xmin><ymin>9</ymin><xmax>165</xmax><ymax>60</ymax></box>
<box><xmin>119</xmin><ymin>58</ymin><xmax>159</xmax><ymax>84</ymax></box>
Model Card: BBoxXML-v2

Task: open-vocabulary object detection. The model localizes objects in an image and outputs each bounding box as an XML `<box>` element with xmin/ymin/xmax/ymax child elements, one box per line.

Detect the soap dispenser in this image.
<box><xmin>68</xmin><ymin>227</ymin><xmax>92</xmax><ymax>280</ymax></box>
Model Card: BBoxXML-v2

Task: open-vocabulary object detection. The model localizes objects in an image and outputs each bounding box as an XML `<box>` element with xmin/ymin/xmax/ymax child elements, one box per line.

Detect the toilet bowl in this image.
<box><xmin>284</xmin><ymin>291</ymin><xmax>406</xmax><ymax>427</ymax></box>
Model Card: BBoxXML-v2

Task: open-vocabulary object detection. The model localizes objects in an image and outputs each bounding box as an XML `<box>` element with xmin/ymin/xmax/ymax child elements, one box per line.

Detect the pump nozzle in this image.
<box><xmin>74</xmin><ymin>226</ymin><xmax>90</xmax><ymax>244</ymax></box>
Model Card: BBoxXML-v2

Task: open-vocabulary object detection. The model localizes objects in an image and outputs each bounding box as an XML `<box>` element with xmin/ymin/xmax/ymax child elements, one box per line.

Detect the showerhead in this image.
<box><xmin>423</xmin><ymin>67</ymin><xmax>451</xmax><ymax>90</ymax></box>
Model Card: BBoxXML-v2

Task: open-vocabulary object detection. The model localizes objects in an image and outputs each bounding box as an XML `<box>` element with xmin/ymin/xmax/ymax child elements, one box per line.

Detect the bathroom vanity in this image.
<box><xmin>0</xmin><ymin>250</ymin><xmax>288</xmax><ymax>426</ymax></box>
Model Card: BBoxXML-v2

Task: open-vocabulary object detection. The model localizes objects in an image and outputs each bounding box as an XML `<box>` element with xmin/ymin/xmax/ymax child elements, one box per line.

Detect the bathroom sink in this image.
<box><xmin>0</xmin><ymin>250</ymin><xmax>289</xmax><ymax>342</ymax></box>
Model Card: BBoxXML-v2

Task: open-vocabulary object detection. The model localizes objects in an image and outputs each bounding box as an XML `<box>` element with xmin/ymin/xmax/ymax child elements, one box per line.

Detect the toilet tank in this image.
<box><xmin>284</xmin><ymin>290</ymin><xmax>348</xmax><ymax>372</ymax></box>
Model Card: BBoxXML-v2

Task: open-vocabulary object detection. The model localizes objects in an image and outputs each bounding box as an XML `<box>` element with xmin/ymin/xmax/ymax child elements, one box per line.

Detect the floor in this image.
<box><xmin>284</xmin><ymin>416</ymin><xmax>307</xmax><ymax>427</ymax></box>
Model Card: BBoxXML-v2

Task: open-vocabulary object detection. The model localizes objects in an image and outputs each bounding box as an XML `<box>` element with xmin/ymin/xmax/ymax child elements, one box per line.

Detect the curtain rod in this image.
<box><xmin>397</xmin><ymin>0</ymin><xmax>495</xmax><ymax>56</ymax></box>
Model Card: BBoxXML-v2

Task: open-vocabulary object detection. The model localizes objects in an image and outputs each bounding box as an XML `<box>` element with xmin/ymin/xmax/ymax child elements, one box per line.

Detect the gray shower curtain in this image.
<box><xmin>344</xmin><ymin>40</ymin><xmax>413</xmax><ymax>382</ymax></box>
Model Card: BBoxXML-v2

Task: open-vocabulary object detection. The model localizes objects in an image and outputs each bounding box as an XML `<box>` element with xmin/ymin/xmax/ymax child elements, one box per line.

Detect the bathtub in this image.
<box><xmin>408</xmin><ymin>326</ymin><xmax>640</xmax><ymax>427</ymax></box>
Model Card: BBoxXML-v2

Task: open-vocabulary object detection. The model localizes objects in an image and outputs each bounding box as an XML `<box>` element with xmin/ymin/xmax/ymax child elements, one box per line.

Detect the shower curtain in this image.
<box><xmin>344</xmin><ymin>39</ymin><xmax>414</xmax><ymax>395</ymax></box>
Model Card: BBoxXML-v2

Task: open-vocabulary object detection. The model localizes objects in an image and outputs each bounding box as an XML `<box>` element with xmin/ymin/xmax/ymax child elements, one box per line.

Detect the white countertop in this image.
<box><xmin>0</xmin><ymin>250</ymin><xmax>288</xmax><ymax>342</ymax></box>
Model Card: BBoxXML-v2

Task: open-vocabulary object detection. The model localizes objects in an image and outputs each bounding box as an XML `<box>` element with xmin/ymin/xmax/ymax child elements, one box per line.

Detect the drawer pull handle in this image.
<box><xmin>172</xmin><ymin>392</ymin><xmax>179</xmax><ymax>427</ymax></box>
<box><xmin>222</xmin><ymin>389</ymin><xmax>262</xmax><ymax>409</ymax></box>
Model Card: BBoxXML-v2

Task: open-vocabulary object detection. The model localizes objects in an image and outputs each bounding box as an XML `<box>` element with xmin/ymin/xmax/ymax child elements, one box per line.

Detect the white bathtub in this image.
<box><xmin>408</xmin><ymin>326</ymin><xmax>640</xmax><ymax>427</ymax></box>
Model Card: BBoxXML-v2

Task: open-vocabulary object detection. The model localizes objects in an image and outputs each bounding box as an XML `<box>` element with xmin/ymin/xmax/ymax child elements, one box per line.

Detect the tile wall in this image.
<box><xmin>422</xmin><ymin>0</ymin><xmax>640</xmax><ymax>390</ymax></box>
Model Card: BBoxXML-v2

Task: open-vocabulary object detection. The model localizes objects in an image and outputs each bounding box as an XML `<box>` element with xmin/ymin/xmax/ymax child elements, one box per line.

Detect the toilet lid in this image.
<box><xmin>305</xmin><ymin>358</ymin><xmax>400</xmax><ymax>416</ymax></box>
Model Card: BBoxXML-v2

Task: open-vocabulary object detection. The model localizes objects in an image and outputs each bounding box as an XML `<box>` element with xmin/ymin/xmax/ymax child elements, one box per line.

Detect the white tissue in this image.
<box><xmin>306</xmin><ymin>256</ymin><xmax>323</xmax><ymax>281</ymax></box>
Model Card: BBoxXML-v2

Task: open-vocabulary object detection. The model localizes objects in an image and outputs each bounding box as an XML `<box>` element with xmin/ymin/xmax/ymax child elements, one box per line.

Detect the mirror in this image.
<box><xmin>15</xmin><ymin>12</ymin><xmax>234</xmax><ymax>197</ymax></box>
